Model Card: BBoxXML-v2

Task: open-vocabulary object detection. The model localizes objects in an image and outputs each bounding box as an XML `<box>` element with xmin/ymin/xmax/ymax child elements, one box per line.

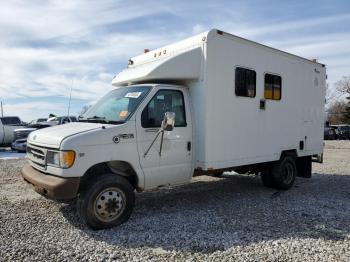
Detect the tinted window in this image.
<box><xmin>264</xmin><ymin>74</ymin><xmax>282</xmax><ymax>100</ymax></box>
<box><xmin>1</xmin><ymin>117</ymin><xmax>21</xmax><ymax>125</ymax></box>
<box><xmin>235</xmin><ymin>67</ymin><xmax>256</xmax><ymax>97</ymax></box>
<box><xmin>141</xmin><ymin>90</ymin><xmax>186</xmax><ymax>128</ymax></box>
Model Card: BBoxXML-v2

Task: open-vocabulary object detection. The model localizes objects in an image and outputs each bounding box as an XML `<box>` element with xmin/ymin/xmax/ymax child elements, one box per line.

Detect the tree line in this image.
<box><xmin>326</xmin><ymin>75</ymin><xmax>350</xmax><ymax>124</ymax></box>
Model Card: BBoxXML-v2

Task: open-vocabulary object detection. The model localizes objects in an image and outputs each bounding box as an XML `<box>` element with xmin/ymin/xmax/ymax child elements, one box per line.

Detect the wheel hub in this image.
<box><xmin>94</xmin><ymin>188</ymin><xmax>126</xmax><ymax>222</ymax></box>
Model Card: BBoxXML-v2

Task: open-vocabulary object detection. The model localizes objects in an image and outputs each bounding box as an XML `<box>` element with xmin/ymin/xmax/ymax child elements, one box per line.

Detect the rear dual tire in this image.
<box><xmin>261</xmin><ymin>156</ymin><xmax>297</xmax><ymax>190</ymax></box>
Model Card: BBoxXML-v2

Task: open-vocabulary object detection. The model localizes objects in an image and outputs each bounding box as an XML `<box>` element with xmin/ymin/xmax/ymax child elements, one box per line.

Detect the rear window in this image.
<box><xmin>1</xmin><ymin>117</ymin><xmax>21</xmax><ymax>125</ymax></box>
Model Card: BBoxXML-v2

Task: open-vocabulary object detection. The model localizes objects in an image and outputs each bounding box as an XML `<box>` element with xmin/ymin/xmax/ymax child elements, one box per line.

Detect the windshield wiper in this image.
<box><xmin>80</xmin><ymin>116</ymin><xmax>125</xmax><ymax>125</ymax></box>
<box><xmin>78</xmin><ymin>115</ymin><xmax>107</xmax><ymax>124</ymax></box>
<box><xmin>87</xmin><ymin>116</ymin><xmax>106</xmax><ymax>120</ymax></box>
<box><xmin>107</xmin><ymin>120</ymin><xmax>125</xmax><ymax>124</ymax></box>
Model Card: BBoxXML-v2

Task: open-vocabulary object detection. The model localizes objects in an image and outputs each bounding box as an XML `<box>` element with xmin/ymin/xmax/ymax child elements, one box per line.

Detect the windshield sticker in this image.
<box><xmin>125</xmin><ymin>92</ymin><xmax>142</xmax><ymax>98</ymax></box>
<box><xmin>119</xmin><ymin>111</ymin><xmax>129</xmax><ymax>119</ymax></box>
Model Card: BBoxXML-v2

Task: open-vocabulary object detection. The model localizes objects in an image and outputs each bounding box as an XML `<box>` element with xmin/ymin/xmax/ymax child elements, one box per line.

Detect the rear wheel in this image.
<box><xmin>260</xmin><ymin>156</ymin><xmax>297</xmax><ymax>190</ymax></box>
<box><xmin>77</xmin><ymin>174</ymin><xmax>135</xmax><ymax>230</ymax></box>
<box><xmin>271</xmin><ymin>156</ymin><xmax>297</xmax><ymax>190</ymax></box>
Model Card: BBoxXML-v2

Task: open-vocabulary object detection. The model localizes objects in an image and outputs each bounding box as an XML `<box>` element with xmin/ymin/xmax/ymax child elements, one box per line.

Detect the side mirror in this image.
<box><xmin>162</xmin><ymin>112</ymin><xmax>175</xmax><ymax>131</ymax></box>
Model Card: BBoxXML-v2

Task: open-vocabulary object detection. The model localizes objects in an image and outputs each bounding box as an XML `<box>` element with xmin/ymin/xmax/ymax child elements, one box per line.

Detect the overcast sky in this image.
<box><xmin>1</xmin><ymin>0</ymin><xmax>350</xmax><ymax>121</ymax></box>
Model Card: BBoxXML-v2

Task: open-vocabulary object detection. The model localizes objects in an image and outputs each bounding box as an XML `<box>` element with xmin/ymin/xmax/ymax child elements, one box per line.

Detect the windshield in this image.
<box><xmin>1</xmin><ymin>117</ymin><xmax>21</xmax><ymax>125</ymax></box>
<box><xmin>81</xmin><ymin>86</ymin><xmax>151</xmax><ymax>124</ymax></box>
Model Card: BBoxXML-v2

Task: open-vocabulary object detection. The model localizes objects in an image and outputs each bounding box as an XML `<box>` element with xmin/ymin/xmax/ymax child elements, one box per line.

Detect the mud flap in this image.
<box><xmin>312</xmin><ymin>153</ymin><xmax>323</xmax><ymax>163</ymax></box>
<box><xmin>296</xmin><ymin>156</ymin><xmax>312</xmax><ymax>178</ymax></box>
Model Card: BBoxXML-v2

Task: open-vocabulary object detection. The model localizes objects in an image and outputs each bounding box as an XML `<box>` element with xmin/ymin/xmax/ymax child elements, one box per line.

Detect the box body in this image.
<box><xmin>112</xmin><ymin>29</ymin><xmax>326</xmax><ymax>170</ymax></box>
<box><xmin>192</xmin><ymin>31</ymin><xmax>326</xmax><ymax>169</ymax></box>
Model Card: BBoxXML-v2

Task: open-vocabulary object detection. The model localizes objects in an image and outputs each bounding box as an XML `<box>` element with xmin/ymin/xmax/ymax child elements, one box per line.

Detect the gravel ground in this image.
<box><xmin>0</xmin><ymin>141</ymin><xmax>349</xmax><ymax>261</ymax></box>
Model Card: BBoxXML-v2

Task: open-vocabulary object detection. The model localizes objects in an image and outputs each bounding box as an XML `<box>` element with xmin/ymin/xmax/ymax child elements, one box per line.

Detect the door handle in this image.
<box><xmin>145</xmin><ymin>128</ymin><xmax>159</xmax><ymax>133</ymax></box>
<box><xmin>187</xmin><ymin>141</ymin><xmax>191</xmax><ymax>151</ymax></box>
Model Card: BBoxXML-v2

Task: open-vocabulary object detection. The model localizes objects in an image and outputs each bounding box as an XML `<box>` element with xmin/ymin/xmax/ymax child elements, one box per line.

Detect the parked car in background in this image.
<box><xmin>330</xmin><ymin>124</ymin><xmax>350</xmax><ymax>140</ymax></box>
<box><xmin>11</xmin><ymin>127</ymin><xmax>38</xmax><ymax>152</ymax></box>
<box><xmin>46</xmin><ymin>116</ymin><xmax>77</xmax><ymax>126</ymax></box>
<box><xmin>11</xmin><ymin>116</ymin><xmax>77</xmax><ymax>152</ymax></box>
<box><xmin>29</xmin><ymin>118</ymin><xmax>47</xmax><ymax>125</ymax></box>
<box><xmin>324</xmin><ymin>127</ymin><xmax>338</xmax><ymax>140</ymax></box>
<box><xmin>0</xmin><ymin>116</ymin><xmax>26</xmax><ymax>147</ymax></box>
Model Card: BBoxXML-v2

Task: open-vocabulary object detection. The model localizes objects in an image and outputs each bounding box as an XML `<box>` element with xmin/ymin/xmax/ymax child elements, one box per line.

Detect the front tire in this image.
<box><xmin>77</xmin><ymin>174</ymin><xmax>135</xmax><ymax>230</ymax></box>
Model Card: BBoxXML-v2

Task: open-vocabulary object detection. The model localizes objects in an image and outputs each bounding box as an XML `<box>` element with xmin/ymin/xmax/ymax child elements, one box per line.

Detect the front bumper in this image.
<box><xmin>21</xmin><ymin>163</ymin><xmax>80</xmax><ymax>200</ymax></box>
<box><xmin>12</xmin><ymin>139</ymin><xmax>27</xmax><ymax>152</ymax></box>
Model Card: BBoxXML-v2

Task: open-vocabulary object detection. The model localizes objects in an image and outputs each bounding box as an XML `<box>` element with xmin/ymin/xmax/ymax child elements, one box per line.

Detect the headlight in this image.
<box><xmin>47</xmin><ymin>150</ymin><xmax>75</xmax><ymax>169</ymax></box>
<box><xmin>47</xmin><ymin>151</ymin><xmax>60</xmax><ymax>167</ymax></box>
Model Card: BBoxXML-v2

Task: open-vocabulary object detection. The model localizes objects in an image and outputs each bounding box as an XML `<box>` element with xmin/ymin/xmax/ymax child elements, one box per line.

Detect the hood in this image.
<box><xmin>27</xmin><ymin>122</ymin><xmax>109</xmax><ymax>148</ymax></box>
<box><xmin>14</xmin><ymin>127</ymin><xmax>37</xmax><ymax>132</ymax></box>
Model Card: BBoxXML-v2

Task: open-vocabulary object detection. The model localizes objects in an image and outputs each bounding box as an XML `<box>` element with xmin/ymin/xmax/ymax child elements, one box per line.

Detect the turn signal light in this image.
<box><xmin>60</xmin><ymin>151</ymin><xmax>76</xmax><ymax>169</ymax></box>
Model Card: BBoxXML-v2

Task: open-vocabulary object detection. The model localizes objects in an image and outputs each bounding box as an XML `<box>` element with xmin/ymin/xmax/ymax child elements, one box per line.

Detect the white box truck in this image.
<box><xmin>21</xmin><ymin>29</ymin><xmax>326</xmax><ymax>229</ymax></box>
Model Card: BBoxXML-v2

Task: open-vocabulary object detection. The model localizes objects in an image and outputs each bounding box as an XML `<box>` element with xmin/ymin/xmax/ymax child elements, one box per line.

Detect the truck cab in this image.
<box><xmin>22</xmin><ymin>84</ymin><xmax>193</xmax><ymax>229</ymax></box>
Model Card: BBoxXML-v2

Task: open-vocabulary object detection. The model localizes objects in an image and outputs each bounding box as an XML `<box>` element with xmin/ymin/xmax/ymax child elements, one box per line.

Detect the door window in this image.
<box><xmin>141</xmin><ymin>90</ymin><xmax>186</xmax><ymax>128</ymax></box>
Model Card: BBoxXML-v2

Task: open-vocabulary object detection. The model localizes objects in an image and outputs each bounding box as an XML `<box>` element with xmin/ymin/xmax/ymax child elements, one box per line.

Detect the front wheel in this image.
<box><xmin>77</xmin><ymin>174</ymin><xmax>135</xmax><ymax>230</ymax></box>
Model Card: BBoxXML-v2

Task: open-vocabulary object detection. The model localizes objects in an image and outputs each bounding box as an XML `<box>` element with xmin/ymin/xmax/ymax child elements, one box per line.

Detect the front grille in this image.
<box><xmin>14</xmin><ymin>130</ymin><xmax>32</xmax><ymax>141</ymax></box>
<box><xmin>27</xmin><ymin>144</ymin><xmax>47</xmax><ymax>170</ymax></box>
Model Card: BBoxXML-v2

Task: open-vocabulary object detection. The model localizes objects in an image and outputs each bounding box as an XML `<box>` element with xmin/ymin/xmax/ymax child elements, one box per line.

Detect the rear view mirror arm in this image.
<box><xmin>143</xmin><ymin>129</ymin><xmax>163</xmax><ymax>158</ymax></box>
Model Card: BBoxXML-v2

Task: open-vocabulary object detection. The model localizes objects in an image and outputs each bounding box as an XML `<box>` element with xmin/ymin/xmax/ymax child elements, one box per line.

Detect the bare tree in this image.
<box><xmin>335</xmin><ymin>76</ymin><xmax>350</xmax><ymax>95</ymax></box>
<box><xmin>334</xmin><ymin>75</ymin><xmax>350</xmax><ymax>123</ymax></box>
<box><xmin>327</xmin><ymin>101</ymin><xmax>348</xmax><ymax>124</ymax></box>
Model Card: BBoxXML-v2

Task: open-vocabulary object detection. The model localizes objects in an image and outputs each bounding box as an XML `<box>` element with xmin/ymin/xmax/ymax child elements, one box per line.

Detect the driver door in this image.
<box><xmin>136</xmin><ymin>88</ymin><xmax>193</xmax><ymax>189</ymax></box>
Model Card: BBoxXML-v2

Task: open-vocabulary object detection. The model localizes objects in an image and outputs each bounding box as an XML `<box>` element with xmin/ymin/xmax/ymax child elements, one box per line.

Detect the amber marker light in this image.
<box><xmin>60</xmin><ymin>151</ymin><xmax>76</xmax><ymax>168</ymax></box>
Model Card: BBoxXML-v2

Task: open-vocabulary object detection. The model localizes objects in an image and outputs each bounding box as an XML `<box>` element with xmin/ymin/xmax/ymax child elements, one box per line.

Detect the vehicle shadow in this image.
<box><xmin>60</xmin><ymin>173</ymin><xmax>350</xmax><ymax>253</ymax></box>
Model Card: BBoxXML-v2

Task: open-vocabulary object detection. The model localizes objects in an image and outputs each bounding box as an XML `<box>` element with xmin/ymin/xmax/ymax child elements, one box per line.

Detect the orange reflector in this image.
<box><xmin>60</xmin><ymin>151</ymin><xmax>75</xmax><ymax>168</ymax></box>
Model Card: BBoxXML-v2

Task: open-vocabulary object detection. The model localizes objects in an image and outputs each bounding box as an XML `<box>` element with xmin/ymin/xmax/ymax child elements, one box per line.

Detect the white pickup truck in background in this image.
<box><xmin>0</xmin><ymin>116</ymin><xmax>26</xmax><ymax>147</ymax></box>
<box><xmin>11</xmin><ymin>116</ymin><xmax>78</xmax><ymax>152</ymax></box>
